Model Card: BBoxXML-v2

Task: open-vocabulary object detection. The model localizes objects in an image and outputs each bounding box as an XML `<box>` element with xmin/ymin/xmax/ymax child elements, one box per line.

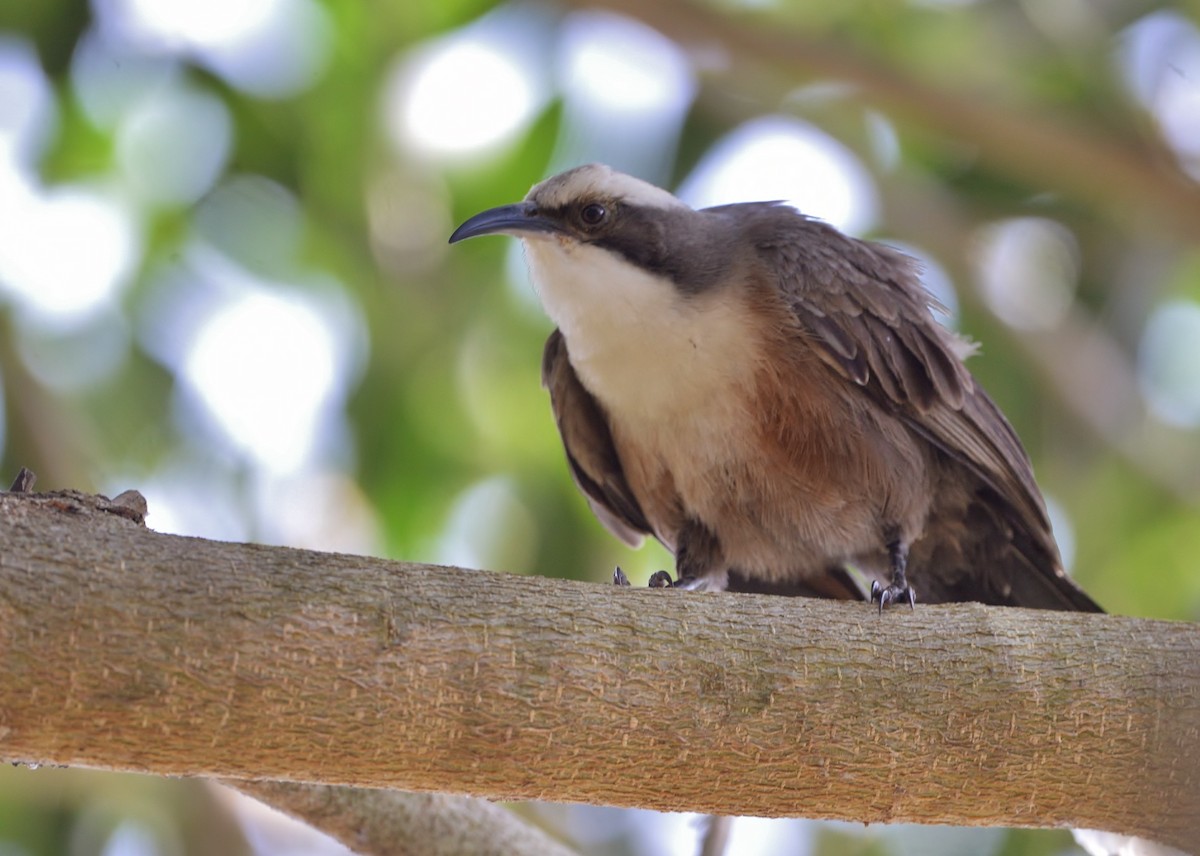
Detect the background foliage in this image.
<box><xmin>1</xmin><ymin>0</ymin><xmax>1197</xmax><ymax>854</ymax></box>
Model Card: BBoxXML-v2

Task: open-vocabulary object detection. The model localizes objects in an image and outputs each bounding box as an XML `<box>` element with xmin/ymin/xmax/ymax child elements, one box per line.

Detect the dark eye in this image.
<box><xmin>580</xmin><ymin>202</ymin><xmax>607</xmax><ymax>226</ymax></box>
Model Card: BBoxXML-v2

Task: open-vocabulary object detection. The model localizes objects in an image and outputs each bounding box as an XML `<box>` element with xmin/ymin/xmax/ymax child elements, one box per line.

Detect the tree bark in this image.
<box><xmin>1</xmin><ymin>489</ymin><xmax>1197</xmax><ymax>853</ymax></box>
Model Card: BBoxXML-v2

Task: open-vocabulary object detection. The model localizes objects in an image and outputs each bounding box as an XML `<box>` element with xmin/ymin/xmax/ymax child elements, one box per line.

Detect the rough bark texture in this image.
<box><xmin>1</xmin><ymin>490</ymin><xmax>1198</xmax><ymax>853</ymax></box>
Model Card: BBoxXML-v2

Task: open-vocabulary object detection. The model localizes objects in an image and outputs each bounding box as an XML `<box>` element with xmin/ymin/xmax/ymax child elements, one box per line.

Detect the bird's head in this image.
<box><xmin>448</xmin><ymin>164</ymin><xmax>768</xmax><ymax>443</ymax></box>
<box><xmin>449</xmin><ymin>164</ymin><xmax>739</xmax><ymax>303</ymax></box>
<box><xmin>449</xmin><ymin>163</ymin><xmax>687</xmax><ymax>248</ymax></box>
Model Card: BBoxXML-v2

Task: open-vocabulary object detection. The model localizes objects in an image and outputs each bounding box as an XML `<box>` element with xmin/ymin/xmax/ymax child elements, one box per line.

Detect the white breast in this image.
<box><xmin>523</xmin><ymin>237</ymin><xmax>760</xmax><ymax>424</ymax></box>
<box><xmin>524</xmin><ymin>236</ymin><xmax>766</xmax><ymax>544</ymax></box>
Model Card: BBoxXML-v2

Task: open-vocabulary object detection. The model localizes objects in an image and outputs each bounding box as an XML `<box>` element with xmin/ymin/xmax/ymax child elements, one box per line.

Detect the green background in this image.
<box><xmin>1</xmin><ymin>0</ymin><xmax>1197</xmax><ymax>853</ymax></box>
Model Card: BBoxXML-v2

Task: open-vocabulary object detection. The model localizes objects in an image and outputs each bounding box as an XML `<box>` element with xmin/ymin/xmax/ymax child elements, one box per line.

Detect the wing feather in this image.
<box><xmin>770</xmin><ymin>220</ymin><xmax>1025</xmax><ymax>507</ymax></box>
<box><xmin>541</xmin><ymin>329</ymin><xmax>651</xmax><ymax>547</ymax></box>
<box><xmin>753</xmin><ymin>210</ymin><xmax>1098</xmax><ymax>610</ymax></box>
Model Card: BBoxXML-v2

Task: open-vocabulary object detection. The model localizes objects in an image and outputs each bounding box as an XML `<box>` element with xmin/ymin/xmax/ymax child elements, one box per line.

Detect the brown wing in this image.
<box><xmin>758</xmin><ymin>211</ymin><xmax>1100</xmax><ymax>611</ymax></box>
<box><xmin>541</xmin><ymin>329</ymin><xmax>652</xmax><ymax>547</ymax></box>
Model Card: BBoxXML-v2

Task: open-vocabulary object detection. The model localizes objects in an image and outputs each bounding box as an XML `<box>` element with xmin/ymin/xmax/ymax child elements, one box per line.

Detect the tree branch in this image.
<box><xmin>1</xmin><ymin>489</ymin><xmax>1197</xmax><ymax>853</ymax></box>
<box><xmin>227</xmin><ymin>780</ymin><xmax>578</xmax><ymax>856</ymax></box>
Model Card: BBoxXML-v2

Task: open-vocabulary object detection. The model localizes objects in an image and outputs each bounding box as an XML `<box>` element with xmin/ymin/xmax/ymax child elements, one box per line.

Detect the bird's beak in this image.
<box><xmin>449</xmin><ymin>202</ymin><xmax>561</xmax><ymax>244</ymax></box>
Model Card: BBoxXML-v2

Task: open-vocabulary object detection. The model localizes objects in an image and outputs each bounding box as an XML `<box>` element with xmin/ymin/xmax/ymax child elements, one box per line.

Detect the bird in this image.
<box><xmin>449</xmin><ymin>163</ymin><xmax>1101</xmax><ymax>612</ymax></box>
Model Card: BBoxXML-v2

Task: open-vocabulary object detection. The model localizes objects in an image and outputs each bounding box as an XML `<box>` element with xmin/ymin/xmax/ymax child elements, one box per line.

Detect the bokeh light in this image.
<box><xmin>0</xmin><ymin>40</ymin><xmax>139</xmax><ymax>330</ymax></box>
<box><xmin>1045</xmin><ymin>496</ymin><xmax>1076</xmax><ymax>572</ymax></box>
<box><xmin>95</xmin><ymin>0</ymin><xmax>332</xmax><ymax>97</ymax></box>
<box><xmin>1137</xmin><ymin>299</ymin><xmax>1200</xmax><ymax>429</ymax></box>
<box><xmin>95</xmin><ymin>818</ymin><xmax>174</xmax><ymax>856</ymax></box>
<box><xmin>194</xmin><ymin>174</ymin><xmax>305</xmax><ymax>276</ymax></box>
<box><xmin>1118</xmin><ymin>11</ymin><xmax>1200</xmax><ymax>177</ymax></box>
<box><xmin>678</xmin><ymin>115</ymin><xmax>879</xmax><ymax>235</ymax></box>
<box><xmin>185</xmin><ymin>293</ymin><xmax>329</xmax><ymax>469</ymax></box>
<box><xmin>553</xmin><ymin>11</ymin><xmax>695</xmax><ymax>176</ymax></box>
<box><xmin>15</xmin><ymin>310</ymin><xmax>132</xmax><ymax>392</ymax></box>
<box><xmin>252</xmin><ymin>470</ymin><xmax>381</xmax><ymax>554</ymax></box>
<box><xmin>366</xmin><ymin>169</ymin><xmax>454</xmax><ymax>277</ymax></box>
<box><xmin>127</xmin><ymin>457</ymin><xmax>251</xmax><ymax>541</ymax></box>
<box><xmin>0</xmin><ymin>37</ymin><xmax>56</xmax><ymax>168</ymax></box>
<box><xmin>114</xmin><ymin>0</ymin><xmax>279</xmax><ymax>49</ymax></box>
<box><xmin>387</xmin><ymin>32</ymin><xmax>545</xmax><ymax>157</ymax></box>
<box><xmin>972</xmin><ymin>217</ymin><xmax>1078</xmax><ymax>332</ymax></box>
<box><xmin>559</xmin><ymin>12</ymin><xmax>693</xmax><ymax>115</ymax></box>
<box><xmin>0</xmin><ymin>179</ymin><xmax>140</xmax><ymax>329</ymax></box>
<box><xmin>71</xmin><ymin>30</ymin><xmax>180</xmax><ymax>129</ymax></box>
<box><xmin>137</xmin><ymin>244</ymin><xmax>365</xmax><ymax>478</ymax></box>
<box><xmin>437</xmin><ymin>476</ymin><xmax>539</xmax><ymax>572</ymax></box>
<box><xmin>179</xmin><ymin>285</ymin><xmax>351</xmax><ymax>474</ymax></box>
<box><xmin>115</xmin><ymin>82</ymin><xmax>232</xmax><ymax>205</ymax></box>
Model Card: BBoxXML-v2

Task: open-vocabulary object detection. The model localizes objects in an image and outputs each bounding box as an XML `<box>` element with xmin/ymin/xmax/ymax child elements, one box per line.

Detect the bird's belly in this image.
<box><xmin>608</xmin><ymin>380</ymin><xmax>897</xmax><ymax>584</ymax></box>
<box><xmin>560</xmin><ymin>286</ymin><xmax>932</xmax><ymax>584</ymax></box>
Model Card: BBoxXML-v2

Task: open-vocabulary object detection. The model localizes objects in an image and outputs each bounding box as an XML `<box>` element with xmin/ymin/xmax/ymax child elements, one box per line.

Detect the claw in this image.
<box><xmin>870</xmin><ymin>579</ymin><xmax>916</xmax><ymax>613</ymax></box>
<box><xmin>869</xmin><ymin>538</ymin><xmax>917</xmax><ymax>613</ymax></box>
<box><xmin>613</xmin><ymin>567</ymin><xmax>630</xmax><ymax>587</ymax></box>
<box><xmin>648</xmin><ymin>570</ymin><xmax>675</xmax><ymax>588</ymax></box>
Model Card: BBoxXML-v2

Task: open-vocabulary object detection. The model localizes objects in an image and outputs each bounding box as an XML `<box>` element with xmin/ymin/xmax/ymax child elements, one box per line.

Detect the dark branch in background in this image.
<box><xmin>574</xmin><ymin>0</ymin><xmax>1200</xmax><ymax>240</ymax></box>
<box><xmin>227</xmin><ymin>781</ymin><xmax>579</xmax><ymax>856</ymax></box>
<box><xmin>1</xmin><ymin>489</ymin><xmax>1197</xmax><ymax>854</ymax></box>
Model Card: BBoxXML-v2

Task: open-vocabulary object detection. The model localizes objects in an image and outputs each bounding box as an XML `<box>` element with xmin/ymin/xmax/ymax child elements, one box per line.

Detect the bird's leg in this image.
<box><xmin>649</xmin><ymin>519</ymin><xmax>724</xmax><ymax>590</ymax></box>
<box><xmin>870</xmin><ymin>539</ymin><xmax>916</xmax><ymax>612</ymax></box>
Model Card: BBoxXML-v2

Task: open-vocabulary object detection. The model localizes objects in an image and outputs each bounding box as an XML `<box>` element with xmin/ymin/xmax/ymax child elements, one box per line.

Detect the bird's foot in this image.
<box><xmin>614</xmin><ymin>569</ymin><xmax>703</xmax><ymax>589</ymax></box>
<box><xmin>652</xmin><ymin>572</ymin><xmax>716</xmax><ymax>590</ymax></box>
<box><xmin>870</xmin><ymin>579</ymin><xmax>916</xmax><ymax>613</ymax></box>
<box><xmin>612</xmin><ymin>568</ymin><xmax>680</xmax><ymax>588</ymax></box>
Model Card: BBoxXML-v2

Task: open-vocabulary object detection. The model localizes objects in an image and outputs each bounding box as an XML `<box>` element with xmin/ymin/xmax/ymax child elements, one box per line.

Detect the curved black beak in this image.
<box><xmin>449</xmin><ymin>202</ymin><xmax>561</xmax><ymax>244</ymax></box>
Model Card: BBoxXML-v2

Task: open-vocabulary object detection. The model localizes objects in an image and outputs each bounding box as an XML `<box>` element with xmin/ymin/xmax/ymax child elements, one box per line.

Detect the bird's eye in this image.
<box><xmin>580</xmin><ymin>202</ymin><xmax>607</xmax><ymax>226</ymax></box>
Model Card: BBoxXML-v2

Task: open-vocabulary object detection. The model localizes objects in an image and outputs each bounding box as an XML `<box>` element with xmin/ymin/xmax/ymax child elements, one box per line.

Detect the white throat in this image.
<box><xmin>523</xmin><ymin>237</ymin><xmax>760</xmax><ymax>421</ymax></box>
